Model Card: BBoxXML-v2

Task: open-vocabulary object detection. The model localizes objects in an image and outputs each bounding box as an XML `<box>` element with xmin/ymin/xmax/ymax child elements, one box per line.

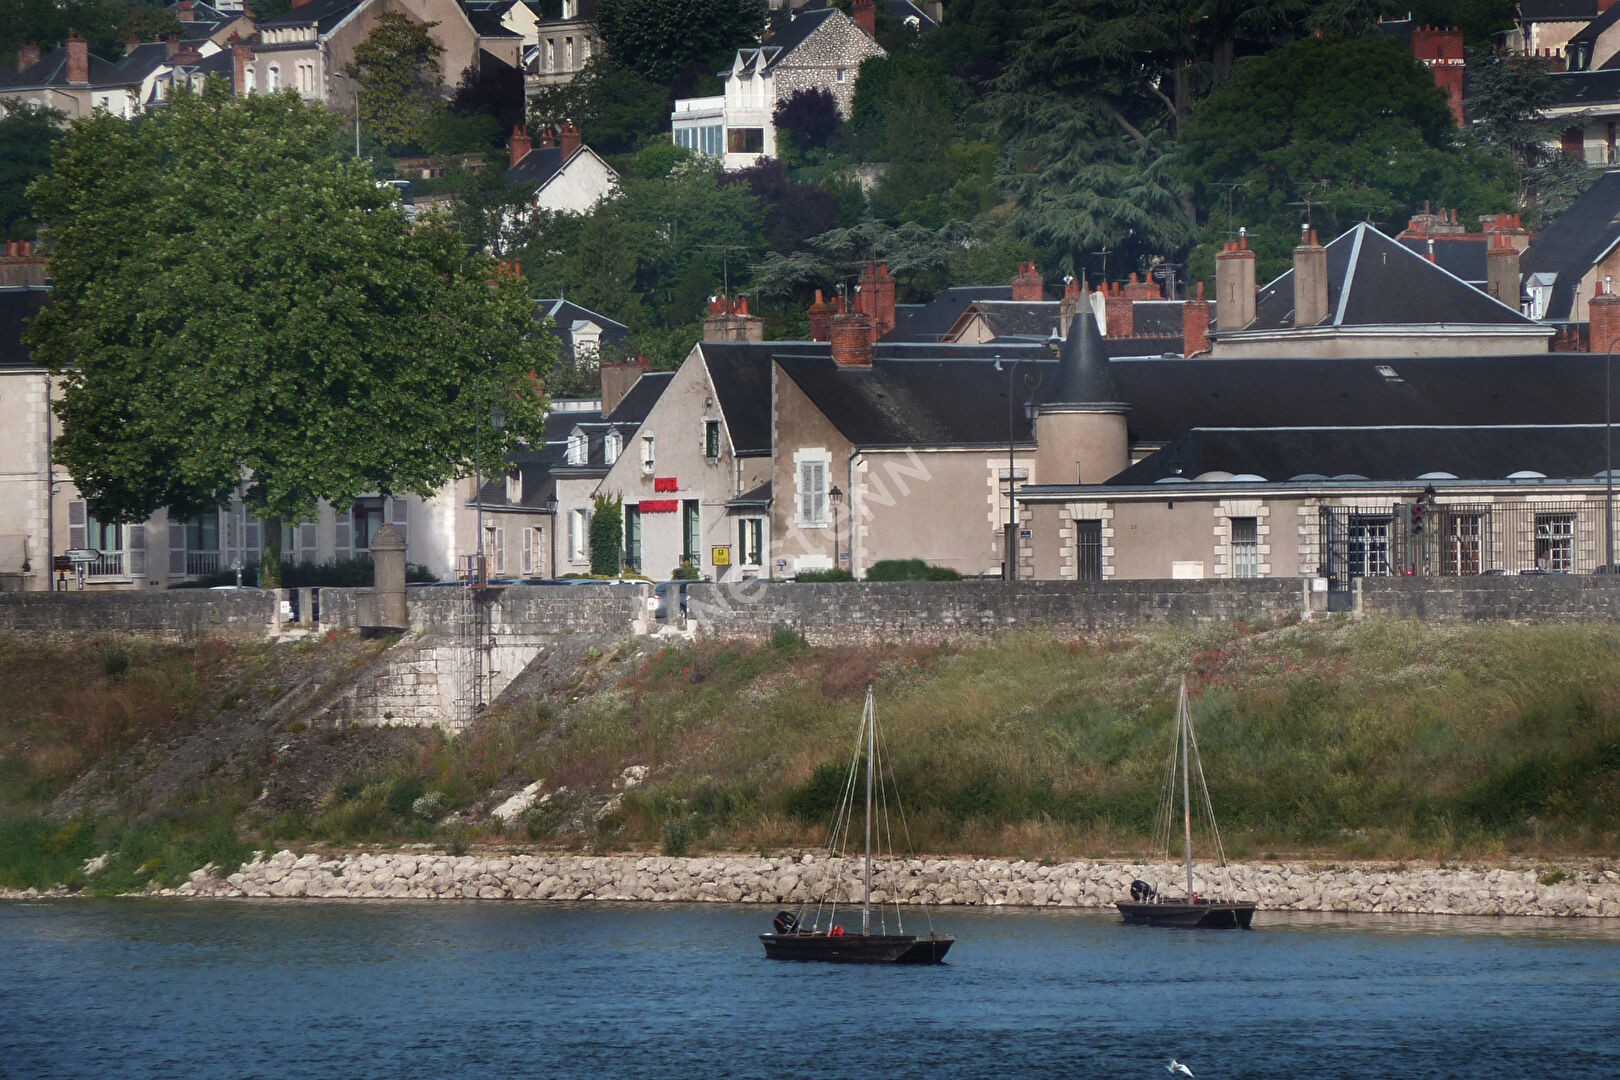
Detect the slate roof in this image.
<box><xmin>885</xmin><ymin>286</ymin><xmax>1012</xmax><ymax>342</ymax></box>
<box><xmin>755</xmin><ymin>7</ymin><xmax>838</xmax><ymax>69</ymax></box>
<box><xmin>4</xmin><ymin>44</ymin><xmax>118</xmax><ymax>89</ymax></box>
<box><xmin>0</xmin><ymin>286</ymin><xmax>50</xmax><ymax>369</ymax></box>
<box><xmin>728</xmin><ymin>481</ymin><xmax>772</xmax><ymax>508</ymax></box>
<box><xmin>537</xmin><ymin>298</ymin><xmax>629</xmax><ymax>359</ymax></box>
<box><xmin>1109</xmin><ymin>352</ymin><xmax>1618</xmax><ymax>443</ymax></box>
<box><xmin>1047</xmin><ymin>312</ymin><xmax>1124</xmax><ymax>407</ymax></box>
<box><xmin>1569</xmin><ymin>0</ymin><xmax>1620</xmax><ymax>50</ymax></box>
<box><xmin>1106</xmin><ymin>425</ymin><xmax>1618</xmax><ymax>485</ymax></box>
<box><xmin>1519</xmin><ymin>0</ymin><xmax>1597</xmax><ymax>18</ymax></box>
<box><xmin>259</xmin><ymin>0</ymin><xmax>362</xmax><ymax>33</ymax></box>
<box><xmin>1396</xmin><ymin>236</ymin><xmax>1488</xmax><ymax>285</ymax></box>
<box><xmin>957</xmin><ymin>301</ymin><xmax>1065</xmax><ymax>341</ymax></box>
<box><xmin>1246</xmin><ymin>223</ymin><xmax>1532</xmax><ymax>331</ymax></box>
<box><xmin>604</xmin><ymin>370</ymin><xmax>674</xmax><ymax>424</ymax></box>
<box><xmin>1544</xmin><ymin>67</ymin><xmax>1620</xmax><ymax>107</ymax></box>
<box><xmin>784</xmin><ymin>0</ymin><xmax>938</xmax><ymax>31</ymax></box>
<box><xmin>504</xmin><ymin>144</ymin><xmax>572</xmax><ymax>187</ymax></box>
<box><xmin>170</xmin><ymin>1</ymin><xmax>245</xmax><ymax>37</ymax></box>
<box><xmin>774</xmin><ymin>350</ymin><xmax>1048</xmax><ymax>447</ymax></box>
<box><xmin>1521</xmin><ymin>171</ymin><xmax>1620</xmax><ymax>319</ymax></box>
<box><xmin>697</xmin><ymin>343</ymin><xmax>775</xmax><ymax>454</ymax></box>
<box><xmin>461</xmin><ymin>5</ymin><xmax>521</xmax><ymax>36</ymax></box>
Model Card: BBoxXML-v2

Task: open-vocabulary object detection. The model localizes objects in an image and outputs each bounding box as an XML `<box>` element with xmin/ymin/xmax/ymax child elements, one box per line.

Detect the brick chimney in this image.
<box><xmin>178</xmin><ymin>0</ymin><xmax>195</xmax><ymax>20</ymax></box>
<box><xmin>232</xmin><ymin>41</ymin><xmax>251</xmax><ymax>94</ymax></box>
<box><xmin>66</xmin><ymin>30</ymin><xmax>89</xmax><ymax>84</ymax></box>
<box><xmin>1591</xmin><ymin>279</ymin><xmax>1620</xmax><ymax>353</ymax></box>
<box><xmin>538</xmin><ymin>126</ymin><xmax>556</xmax><ymax>148</ymax></box>
<box><xmin>172</xmin><ymin>42</ymin><xmax>202</xmax><ymax>64</ymax></box>
<box><xmin>125</xmin><ymin>35</ymin><xmax>141</xmax><ymax>55</ymax></box>
<box><xmin>1480</xmin><ymin>211</ymin><xmax>1532</xmax><ymax>252</ymax></box>
<box><xmin>600</xmin><ymin>356</ymin><xmax>650</xmax><ymax>415</ymax></box>
<box><xmin>1182</xmin><ymin>281</ymin><xmax>1211</xmax><ymax>357</ymax></box>
<box><xmin>1103</xmin><ymin>282</ymin><xmax>1133</xmax><ymax>338</ymax></box>
<box><xmin>829</xmin><ymin>312</ymin><xmax>874</xmax><ymax>366</ymax></box>
<box><xmin>857</xmin><ymin>262</ymin><xmax>896</xmax><ymax>339</ymax></box>
<box><xmin>18</xmin><ymin>43</ymin><xmax>41</xmax><ymax>73</ymax></box>
<box><xmin>560</xmin><ymin>120</ymin><xmax>582</xmax><ymax>159</ymax></box>
<box><xmin>1293</xmin><ymin>227</ymin><xmax>1328</xmax><ymax>328</ymax></box>
<box><xmin>1121</xmin><ymin>271</ymin><xmax>1160</xmax><ymax>301</ymax></box>
<box><xmin>292</xmin><ymin>0</ymin><xmax>314</xmax><ymax>10</ymax></box>
<box><xmin>0</xmin><ymin>241</ymin><xmax>47</xmax><ymax>287</ymax></box>
<box><xmin>1010</xmin><ymin>261</ymin><xmax>1044</xmax><ymax>302</ymax></box>
<box><xmin>703</xmin><ymin>293</ymin><xmax>764</xmax><ymax>342</ymax></box>
<box><xmin>807</xmin><ymin>289</ymin><xmax>834</xmax><ymax>342</ymax></box>
<box><xmin>1486</xmin><ymin>232</ymin><xmax>1523</xmax><ymax>309</ymax></box>
<box><xmin>852</xmin><ymin>0</ymin><xmax>876</xmax><ymax>38</ymax></box>
<box><xmin>166</xmin><ymin>33</ymin><xmax>179</xmax><ymax>58</ymax></box>
<box><xmin>1215</xmin><ymin>232</ymin><xmax>1257</xmax><ymax>331</ymax></box>
<box><xmin>509</xmin><ymin>124</ymin><xmax>532</xmax><ymax>168</ymax></box>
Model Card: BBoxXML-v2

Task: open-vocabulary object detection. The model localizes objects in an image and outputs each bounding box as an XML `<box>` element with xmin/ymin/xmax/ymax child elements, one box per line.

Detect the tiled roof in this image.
<box><xmin>1521</xmin><ymin>170</ymin><xmax>1620</xmax><ymax>319</ymax></box>
<box><xmin>1246</xmin><ymin>223</ymin><xmax>1532</xmax><ymax>331</ymax></box>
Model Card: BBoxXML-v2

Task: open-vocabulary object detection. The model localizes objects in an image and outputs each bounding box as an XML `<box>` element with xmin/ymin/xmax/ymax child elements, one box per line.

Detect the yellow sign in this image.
<box><xmin>712</xmin><ymin>545</ymin><xmax>731</xmax><ymax>566</ymax></box>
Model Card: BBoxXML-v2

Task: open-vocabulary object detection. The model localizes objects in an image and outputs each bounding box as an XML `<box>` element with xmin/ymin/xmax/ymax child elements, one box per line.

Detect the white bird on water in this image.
<box><xmin>1167</xmin><ymin>1060</ymin><xmax>1194</xmax><ymax>1077</ymax></box>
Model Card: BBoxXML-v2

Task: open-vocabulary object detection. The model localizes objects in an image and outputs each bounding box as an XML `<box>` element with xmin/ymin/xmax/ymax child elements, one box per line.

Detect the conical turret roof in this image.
<box><xmin>1044</xmin><ymin>310</ymin><xmax>1126</xmax><ymax>409</ymax></box>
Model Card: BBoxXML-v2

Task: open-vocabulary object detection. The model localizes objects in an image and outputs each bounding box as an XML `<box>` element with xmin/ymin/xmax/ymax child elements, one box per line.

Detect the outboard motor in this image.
<box><xmin>1130</xmin><ymin>879</ymin><xmax>1157</xmax><ymax>903</ymax></box>
<box><xmin>772</xmin><ymin>910</ymin><xmax>800</xmax><ymax>934</ymax></box>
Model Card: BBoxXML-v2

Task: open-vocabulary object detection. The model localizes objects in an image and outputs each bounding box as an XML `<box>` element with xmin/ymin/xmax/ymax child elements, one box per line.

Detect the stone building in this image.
<box><xmin>671</xmin><ymin>1</ymin><xmax>884</xmax><ymax>169</ymax></box>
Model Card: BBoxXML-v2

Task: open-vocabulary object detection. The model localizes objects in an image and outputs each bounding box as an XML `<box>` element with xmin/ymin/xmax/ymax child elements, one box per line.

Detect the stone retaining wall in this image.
<box><xmin>145</xmin><ymin>851</ymin><xmax>1620</xmax><ymax>918</ymax></box>
<box><xmin>0</xmin><ymin>589</ymin><xmax>279</xmax><ymax>640</ymax></box>
<box><xmin>1362</xmin><ymin>576</ymin><xmax>1620</xmax><ymax>621</ymax></box>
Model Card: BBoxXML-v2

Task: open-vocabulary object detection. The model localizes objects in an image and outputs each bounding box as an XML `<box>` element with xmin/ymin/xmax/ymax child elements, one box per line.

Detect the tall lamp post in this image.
<box><xmin>995</xmin><ymin>341</ymin><xmax>1054</xmax><ymax>582</ymax></box>
<box><xmin>471</xmin><ymin>397</ymin><xmax>505</xmax><ymax>585</ymax></box>
<box><xmin>830</xmin><ymin>485</ymin><xmax>844</xmax><ymax>572</ymax></box>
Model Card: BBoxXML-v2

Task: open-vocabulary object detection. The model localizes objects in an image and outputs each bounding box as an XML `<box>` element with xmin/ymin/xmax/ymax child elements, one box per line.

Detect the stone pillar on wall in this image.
<box><xmin>369</xmin><ymin>525</ymin><xmax>407</xmax><ymax>630</ymax></box>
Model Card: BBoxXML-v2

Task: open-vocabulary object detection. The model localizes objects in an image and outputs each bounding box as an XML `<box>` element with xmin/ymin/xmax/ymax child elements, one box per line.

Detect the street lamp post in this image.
<box><xmin>1607</xmin><ymin>337</ymin><xmax>1620</xmax><ymax>569</ymax></box>
<box><xmin>830</xmin><ymin>484</ymin><xmax>844</xmax><ymax>571</ymax></box>
<box><xmin>996</xmin><ymin>343</ymin><xmax>1054</xmax><ymax>582</ymax></box>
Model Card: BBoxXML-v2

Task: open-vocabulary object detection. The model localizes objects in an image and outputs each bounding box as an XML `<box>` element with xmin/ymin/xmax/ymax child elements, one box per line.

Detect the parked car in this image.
<box><xmin>651</xmin><ymin>581</ymin><xmax>689</xmax><ymax>620</ymax></box>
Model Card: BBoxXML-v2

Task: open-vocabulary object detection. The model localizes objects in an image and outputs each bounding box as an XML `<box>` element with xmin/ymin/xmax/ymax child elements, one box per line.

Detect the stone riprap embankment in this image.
<box><xmin>140</xmin><ymin>851</ymin><xmax>1620</xmax><ymax>918</ymax></box>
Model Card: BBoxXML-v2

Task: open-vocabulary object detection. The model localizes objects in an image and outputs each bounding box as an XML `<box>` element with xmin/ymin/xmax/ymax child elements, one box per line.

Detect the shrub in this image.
<box><xmin>672</xmin><ymin>562</ymin><xmax>700</xmax><ymax>580</ymax></box>
<box><xmin>769</xmin><ymin>626</ymin><xmax>808</xmax><ymax>652</ymax></box>
<box><xmin>866</xmin><ymin>559</ymin><xmax>960</xmax><ymax>581</ymax></box>
<box><xmin>795</xmin><ymin>568</ymin><xmax>853</xmax><ymax>582</ymax></box>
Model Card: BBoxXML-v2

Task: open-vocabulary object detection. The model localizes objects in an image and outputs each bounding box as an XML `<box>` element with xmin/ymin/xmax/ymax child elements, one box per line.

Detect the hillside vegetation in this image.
<box><xmin>2</xmin><ymin>618</ymin><xmax>1619</xmax><ymax>893</ymax></box>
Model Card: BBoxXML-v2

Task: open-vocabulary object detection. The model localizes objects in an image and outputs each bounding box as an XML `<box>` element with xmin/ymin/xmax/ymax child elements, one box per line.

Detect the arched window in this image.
<box><xmin>267</xmin><ymin>65</ymin><xmax>280</xmax><ymax>90</ymax></box>
<box><xmin>243</xmin><ymin>65</ymin><xmax>255</xmax><ymax>93</ymax></box>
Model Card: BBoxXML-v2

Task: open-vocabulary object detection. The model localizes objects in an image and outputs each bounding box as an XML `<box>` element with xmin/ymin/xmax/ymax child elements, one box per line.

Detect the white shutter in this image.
<box><xmin>798</xmin><ymin>462</ymin><xmax>813</xmax><ymax>523</ymax></box>
<box><xmin>244</xmin><ymin>516</ymin><xmax>261</xmax><ymax>566</ymax></box>
<box><xmin>492</xmin><ymin>527</ymin><xmax>505</xmax><ymax>574</ymax></box>
<box><xmin>169</xmin><ymin>519</ymin><xmax>187</xmax><ymax>575</ymax></box>
<box><xmin>69</xmin><ymin>500</ymin><xmax>87</xmax><ymax>551</ymax></box>
<box><xmin>299</xmin><ymin>521</ymin><xmax>317</xmax><ymax>562</ymax></box>
<box><xmin>334</xmin><ymin>509</ymin><xmax>352</xmax><ymax>558</ymax></box>
<box><xmin>388</xmin><ymin>497</ymin><xmax>408</xmax><ymax>545</ymax></box>
<box><xmin>812</xmin><ymin>462</ymin><xmax>826</xmax><ymax>524</ymax></box>
<box><xmin>127</xmin><ymin>523</ymin><xmax>146</xmax><ymax>577</ymax></box>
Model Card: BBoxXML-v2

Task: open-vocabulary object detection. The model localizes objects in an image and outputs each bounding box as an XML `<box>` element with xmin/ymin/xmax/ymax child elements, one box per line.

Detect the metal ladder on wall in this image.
<box><xmin>456</xmin><ymin>557</ymin><xmax>484</xmax><ymax>728</ymax></box>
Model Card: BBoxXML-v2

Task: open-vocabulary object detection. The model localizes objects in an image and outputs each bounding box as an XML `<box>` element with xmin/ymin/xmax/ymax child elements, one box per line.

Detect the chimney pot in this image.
<box><xmin>852</xmin><ymin>0</ymin><xmax>876</xmax><ymax>38</ymax></box>
<box><xmin>18</xmin><ymin>42</ymin><xmax>41</xmax><ymax>72</ymax></box>
<box><xmin>560</xmin><ymin>120</ymin><xmax>582</xmax><ymax>158</ymax></box>
<box><xmin>1182</xmin><ymin>281</ymin><xmax>1212</xmax><ymax>357</ymax></box>
<box><xmin>509</xmin><ymin>124</ymin><xmax>532</xmax><ymax>168</ymax></box>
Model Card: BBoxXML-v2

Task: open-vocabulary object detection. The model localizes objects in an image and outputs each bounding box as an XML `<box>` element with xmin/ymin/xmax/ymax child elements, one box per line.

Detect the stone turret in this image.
<box><xmin>1032</xmin><ymin>312</ymin><xmax>1130</xmax><ymax>486</ymax></box>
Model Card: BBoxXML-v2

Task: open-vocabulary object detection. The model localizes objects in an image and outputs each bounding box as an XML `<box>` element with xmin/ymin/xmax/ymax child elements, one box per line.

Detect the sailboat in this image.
<box><xmin>760</xmin><ymin>685</ymin><xmax>954</xmax><ymax>963</ymax></box>
<box><xmin>1115</xmin><ymin>678</ymin><xmax>1256</xmax><ymax>930</ymax></box>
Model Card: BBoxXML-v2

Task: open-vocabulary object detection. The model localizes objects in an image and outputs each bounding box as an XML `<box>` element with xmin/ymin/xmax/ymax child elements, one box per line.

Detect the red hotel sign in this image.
<box><xmin>653</xmin><ymin>477</ymin><xmax>679</xmax><ymax>492</ymax></box>
<box><xmin>640</xmin><ymin>499</ymin><xmax>679</xmax><ymax>513</ymax></box>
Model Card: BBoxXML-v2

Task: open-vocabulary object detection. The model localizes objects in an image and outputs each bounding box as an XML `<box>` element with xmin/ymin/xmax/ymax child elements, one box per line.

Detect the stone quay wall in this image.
<box><xmin>684</xmin><ymin>579</ymin><xmax>1308</xmax><ymax>645</ymax></box>
<box><xmin>1362</xmin><ymin>575</ymin><xmax>1620</xmax><ymax>621</ymax></box>
<box><xmin>0</xmin><ymin>589</ymin><xmax>279</xmax><ymax>641</ymax></box>
<box><xmin>149</xmin><ymin>851</ymin><xmax>1620</xmax><ymax>918</ymax></box>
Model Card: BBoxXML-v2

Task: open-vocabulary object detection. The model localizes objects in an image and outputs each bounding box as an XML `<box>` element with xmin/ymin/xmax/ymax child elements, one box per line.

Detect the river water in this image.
<box><xmin>3</xmin><ymin>899</ymin><xmax>1619</xmax><ymax>1079</ymax></box>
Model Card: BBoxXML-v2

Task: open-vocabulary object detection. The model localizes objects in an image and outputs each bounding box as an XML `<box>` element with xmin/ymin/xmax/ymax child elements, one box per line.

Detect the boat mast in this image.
<box><xmin>863</xmin><ymin>684</ymin><xmax>874</xmax><ymax>936</ymax></box>
<box><xmin>1180</xmin><ymin>679</ymin><xmax>1194</xmax><ymax>900</ymax></box>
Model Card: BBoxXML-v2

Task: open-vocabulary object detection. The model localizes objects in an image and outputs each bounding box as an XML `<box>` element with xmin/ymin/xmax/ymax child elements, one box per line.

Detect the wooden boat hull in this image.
<box><xmin>759</xmin><ymin>932</ymin><xmax>955</xmax><ymax>964</ymax></box>
<box><xmin>1115</xmin><ymin>900</ymin><xmax>1255</xmax><ymax>930</ymax></box>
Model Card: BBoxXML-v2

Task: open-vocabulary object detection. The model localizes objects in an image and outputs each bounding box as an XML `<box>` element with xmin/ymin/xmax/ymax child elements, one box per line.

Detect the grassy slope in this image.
<box><xmin>2</xmin><ymin>617</ymin><xmax>1619</xmax><ymax>890</ymax></box>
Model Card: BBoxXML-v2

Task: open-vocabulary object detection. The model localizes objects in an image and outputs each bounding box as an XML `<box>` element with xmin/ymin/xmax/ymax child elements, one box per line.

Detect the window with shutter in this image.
<box><xmin>169</xmin><ymin>520</ymin><xmax>187</xmax><ymax>576</ymax></box>
<box><xmin>127</xmin><ymin>524</ymin><xmax>146</xmax><ymax>577</ymax></box>
<box><xmin>798</xmin><ymin>459</ymin><xmax>827</xmax><ymax>525</ymax></box>
<box><xmin>69</xmin><ymin>500</ymin><xmax>86</xmax><ymax>551</ymax></box>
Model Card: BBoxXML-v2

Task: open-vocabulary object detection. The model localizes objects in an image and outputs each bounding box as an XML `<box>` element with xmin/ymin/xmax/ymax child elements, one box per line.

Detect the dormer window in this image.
<box><xmin>604</xmin><ymin>429</ymin><xmax>622</xmax><ymax>465</ymax></box>
<box><xmin>566</xmin><ymin>430</ymin><xmax>587</xmax><ymax>466</ymax></box>
<box><xmin>506</xmin><ymin>471</ymin><xmax>522</xmax><ymax>503</ymax></box>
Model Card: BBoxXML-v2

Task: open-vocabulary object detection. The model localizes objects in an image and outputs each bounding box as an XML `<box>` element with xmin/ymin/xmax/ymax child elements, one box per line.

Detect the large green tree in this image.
<box><xmin>0</xmin><ymin>103</ymin><xmax>64</xmax><ymax>240</ymax></box>
<box><xmin>345</xmin><ymin>12</ymin><xmax>447</xmax><ymax>153</ymax></box>
<box><xmin>27</xmin><ymin>85</ymin><xmax>553</xmax><ymax>583</ymax></box>
<box><xmin>989</xmin><ymin>0</ymin><xmax>1387</xmax><ymax>273</ymax></box>
<box><xmin>1467</xmin><ymin>46</ymin><xmax>1595</xmax><ymax>220</ymax></box>
<box><xmin>1179</xmin><ymin>35</ymin><xmax>1516</xmax><ymax>278</ymax></box>
<box><xmin>592</xmin><ymin>0</ymin><xmax>765</xmax><ymax>83</ymax></box>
